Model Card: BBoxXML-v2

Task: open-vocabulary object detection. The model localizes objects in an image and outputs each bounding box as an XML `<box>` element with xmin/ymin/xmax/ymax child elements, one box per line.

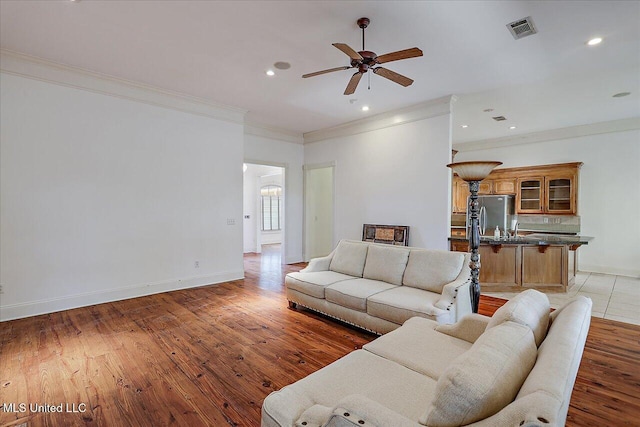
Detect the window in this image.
<box><xmin>261</xmin><ymin>185</ymin><xmax>282</xmax><ymax>231</ymax></box>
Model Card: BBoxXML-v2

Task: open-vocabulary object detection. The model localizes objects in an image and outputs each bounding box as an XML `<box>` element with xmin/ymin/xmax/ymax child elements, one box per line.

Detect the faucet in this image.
<box><xmin>514</xmin><ymin>222</ymin><xmax>519</xmax><ymax>238</ymax></box>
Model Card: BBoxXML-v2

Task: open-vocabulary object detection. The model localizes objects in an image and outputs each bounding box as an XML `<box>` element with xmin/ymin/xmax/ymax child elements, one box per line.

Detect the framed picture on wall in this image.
<box><xmin>362</xmin><ymin>224</ymin><xmax>410</xmax><ymax>246</ymax></box>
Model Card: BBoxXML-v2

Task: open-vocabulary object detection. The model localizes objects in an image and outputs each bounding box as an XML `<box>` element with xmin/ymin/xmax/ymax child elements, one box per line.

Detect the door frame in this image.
<box><xmin>244</xmin><ymin>159</ymin><xmax>288</xmax><ymax>262</ymax></box>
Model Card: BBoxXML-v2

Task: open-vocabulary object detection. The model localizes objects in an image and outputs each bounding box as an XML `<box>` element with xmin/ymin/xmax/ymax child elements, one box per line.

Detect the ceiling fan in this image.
<box><xmin>302</xmin><ymin>17</ymin><xmax>423</xmax><ymax>95</ymax></box>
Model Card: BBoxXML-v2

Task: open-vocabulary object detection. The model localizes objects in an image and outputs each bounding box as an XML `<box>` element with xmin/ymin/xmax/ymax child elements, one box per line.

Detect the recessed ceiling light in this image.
<box><xmin>509</xmin><ymin>126</ymin><xmax>517</xmax><ymax>130</ymax></box>
<box><xmin>274</xmin><ymin>62</ymin><xmax>291</xmax><ymax>70</ymax></box>
<box><xmin>587</xmin><ymin>37</ymin><xmax>602</xmax><ymax>46</ymax></box>
<box><xmin>461</xmin><ymin>125</ymin><xmax>469</xmax><ymax>128</ymax></box>
<box><xmin>612</xmin><ymin>92</ymin><xmax>631</xmax><ymax>98</ymax></box>
<box><xmin>362</xmin><ymin>106</ymin><xmax>370</xmax><ymax>112</ymax></box>
<box><xmin>266</xmin><ymin>70</ymin><xmax>275</xmax><ymax>76</ymax></box>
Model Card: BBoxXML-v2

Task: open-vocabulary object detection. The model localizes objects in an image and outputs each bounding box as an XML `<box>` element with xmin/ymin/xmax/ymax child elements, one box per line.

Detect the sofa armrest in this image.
<box><xmin>434</xmin><ymin>275</ymin><xmax>471</xmax><ymax>315</ymax></box>
<box><xmin>300</xmin><ymin>253</ymin><xmax>334</xmax><ymax>273</ymax></box>
<box><xmin>435</xmin><ymin>313</ymin><xmax>491</xmax><ymax>343</ymax></box>
<box><xmin>323</xmin><ymin>394</ymin><xmax>422</xmax><ymax>427</ymax></box>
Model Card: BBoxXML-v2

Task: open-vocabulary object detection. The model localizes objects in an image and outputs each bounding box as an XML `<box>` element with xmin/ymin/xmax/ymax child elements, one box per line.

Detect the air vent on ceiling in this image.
<box><xmin>507</xmin><ymin>16</ymin><xmax>537</xmax><ymax>40</ymax></box>
<box><xmin>492</xmin><ymin>116</ymin><xmax>507</xmax><ymax>121</ymax></box>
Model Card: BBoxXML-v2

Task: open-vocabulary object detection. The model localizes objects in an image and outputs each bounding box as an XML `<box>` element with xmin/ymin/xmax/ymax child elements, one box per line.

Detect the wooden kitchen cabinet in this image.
<box><xmin>452</xmin><ymin>162</ymin><xmax>581</xmax><ymax>215</ymax></box>
<box><xmin>517</xmin><ymin>177</ymin><xmax>544</xmax><ymax>213</ymax></box>
<box><xmin>448</xmin><ymin>237</ymin><xmax>586</xmax><ymax>292</ymax></box>
<box><xmin>450</xmin><ymin>228</ymin><xmax>467</xmax><ymax>238</ymax></box>
<box><xmin>516</xmin><ymin>168</ymin><xmax>579</xmax><ymax>215</ymax></box>
<box><xmin>450</xmin><ymin>240</ymin><xmax>469</xmax><ymax>252</ymax></box>
<box><xmin>492</xmin><ymin>178</ymin><xmax>517</xmax><ymax>194</ymax></box>
<box><xmin>452</xmin><ymin>176</ymin><xmax>471</xmax><ymax>213</ymax></box>
<box><xmin>478</xmin><ymin>180</ymin><xmax>492</xmax><ymax>195</ymax></box>
<box><xmin>522</xmin><ymin>245</ymin><xmax>566</xmax><ymax>288</ymax></box>
<box><xmin>478</xmin><ymin>245</ymin><xmax>520</xmax><ymax>288</ymax></box>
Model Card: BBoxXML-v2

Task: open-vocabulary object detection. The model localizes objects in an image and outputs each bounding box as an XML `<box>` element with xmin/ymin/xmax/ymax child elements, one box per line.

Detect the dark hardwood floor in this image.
<box><xmin>1</xmin><ymin>245</ymin><xmax>638</xmax><ymax>426</ymax></box>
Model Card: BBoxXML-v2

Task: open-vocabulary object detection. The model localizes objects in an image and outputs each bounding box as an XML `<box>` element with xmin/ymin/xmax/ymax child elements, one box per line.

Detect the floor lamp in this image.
<box><xmin>447</xmin><ymin>161</ymin><xmax>502</xmax><ymax>313</ymax></box>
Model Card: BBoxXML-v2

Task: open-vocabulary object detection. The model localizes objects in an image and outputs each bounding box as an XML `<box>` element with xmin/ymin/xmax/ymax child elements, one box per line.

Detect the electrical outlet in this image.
<box><xmin>227</xmin><ymin>218</ymin><xmax>236</xmax><ymax>225</ymax></box>
<box><xmin>0</xmin><ymin>285</ymin><xmax>3</xmax><ymax>294</ymax></box>
<box><xmin>543</xmin><ymin>217</ymin><xmax>549</xmax><ymax>224</ymax></box>
<box><xmin>194</xmin><ymin>261</ymin><xmax>199</xmax><ymax>268</ymax></box>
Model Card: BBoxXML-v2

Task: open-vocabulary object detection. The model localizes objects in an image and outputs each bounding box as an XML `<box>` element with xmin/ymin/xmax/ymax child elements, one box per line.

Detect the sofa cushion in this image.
<box><xmin>364</xmin><ymin>317</ymin><xmax>472</xmax><ymax>380</ymax></box>
<box><xmin>367</xmin><ymin>287</ymin><xmax>447</xmax><ymax>324</ymax></box>
<box><xmin>486</xmin><ymin>289</ymin><xmax>550</xmax><ymax>347</ymax></box>
<box><xmin>363</xmin><ymin>245</ymin><xmax>410</xmax><ymax>286</ymax></box>
<box><xmin>421</xmin><ymin>321</ymin><xmax>537</xmax><ymax>426</ymax></box>
<box><xmin>326</xmin><ymin>278</ymin><xmax>397</xmax><ymax>312</ymax></box>
<box><xmin>261</xmin><ymin>349</ymin><xmax>438</xmax><ymax>426</ymax></box>
<box><xmin>518</xmin><ymin>296</ymin><xmax>592</xmax><ymax>403</ymax></box>
<box><xmin>329</xmin><ymin>240</ymin><xmax>369</xmax><ymax>277</ymax></box>
<box><xmin>402</xmin><ymin>250</ymin><xmax>465</xmax><ymax>293</ymax></box>
<box><xmin>285</xmin><ymin>271</ymin><xmax>355</xmax><ymax>299</ymax></box>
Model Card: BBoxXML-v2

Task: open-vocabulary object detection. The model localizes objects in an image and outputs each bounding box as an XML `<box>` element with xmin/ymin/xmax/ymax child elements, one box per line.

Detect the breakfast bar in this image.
<box><xmin>450</xmin><ymin>234</ymin><xmax>593</xmax><ymax>293</ymax></box>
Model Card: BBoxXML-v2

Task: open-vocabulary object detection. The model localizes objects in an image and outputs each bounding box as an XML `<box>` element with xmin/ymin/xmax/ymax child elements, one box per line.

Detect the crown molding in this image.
<box><xmin>244</xmin><ymin>120</ymin><xmax>304</xmax><ymax>144</ymax></box>
<box><xmin>0</xmin><ymin>49</ymin><xmax>247</xmax><ymax>124</ymax></box>
<box><xmin>303</xmin><ymin>95</ymin><xmax>455</xmax><ymax>144</ymax></box>
<box><xmin>454</xmin><ymin>117</ymin><xmax>640</xmax><ymax>152</ymax></box>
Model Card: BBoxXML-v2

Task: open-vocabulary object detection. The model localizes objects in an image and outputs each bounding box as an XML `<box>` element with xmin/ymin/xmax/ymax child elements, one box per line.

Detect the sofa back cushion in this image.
<box><xmin>486</xmin><ymin>289</ymin><xmax>550</xmax><ymax>347</ymax></box>
<box><xmin>402</xmin><ymin>250</ymin><xmax>465</xmax><ymax>293</ymax></box>
<box><xmin>363</xmin><ymin>245</ymin><xmax>410</xmax><ymax>286</ymax></box>
<box><xmin>329</xmin><ymin>240</ymin><xmax>369</xmax><ymax>277</ymax></box>
<box><xmin>516</xmin><ymin>296</ymin><xmax>592</xmax><ymax>426</ymax></box>
<box><xmin>421</xmin><ymin>321</ymin><xmax>537</xmax><ymax>426</ymax></box>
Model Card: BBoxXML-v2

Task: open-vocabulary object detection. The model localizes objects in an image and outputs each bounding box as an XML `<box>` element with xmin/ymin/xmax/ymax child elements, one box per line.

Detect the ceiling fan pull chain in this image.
<box><xmin>368</xmin><ymin>70</ymin><xmax>371</xmax><ymax>90</ymax></box>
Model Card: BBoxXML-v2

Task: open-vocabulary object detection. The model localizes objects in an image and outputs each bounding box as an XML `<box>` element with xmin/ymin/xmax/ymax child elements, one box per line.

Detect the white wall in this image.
<box><xmin>304</xmin><ymin>113</ymin><xmax>452</xmax><ymax>250</ymax></box>
<box><xmin>455</xmin><ymin>129</ymin><xmax>640</xmax><ymax>277</ymax></box>
<box><xmin>0</xmin><ymin>73</ymin><xmax>245</xmax><ymax>320</ymax></box>
<box><xmin>244</xmin><ymin>133</ymin><xmax>304</xmax><ymax>263</ymax></box>
<box><xmin>304</xmin><ymin>165</ymin><xmax>334</xmax><ymax>260</ymax></box>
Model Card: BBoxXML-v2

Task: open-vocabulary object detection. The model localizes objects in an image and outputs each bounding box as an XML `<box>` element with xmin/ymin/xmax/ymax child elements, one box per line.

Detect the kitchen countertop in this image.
<box><xmin>449</xmin><ymin>233</ymin><xmax>593</xmax><ymax>246</ymax></box>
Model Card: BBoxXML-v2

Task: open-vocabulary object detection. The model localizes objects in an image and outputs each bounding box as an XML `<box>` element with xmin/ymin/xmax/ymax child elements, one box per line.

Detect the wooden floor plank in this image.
<box><xmin>1</xmin><ymin>249</ymin><xmax>638</xmax><ymax>426</ymax></box>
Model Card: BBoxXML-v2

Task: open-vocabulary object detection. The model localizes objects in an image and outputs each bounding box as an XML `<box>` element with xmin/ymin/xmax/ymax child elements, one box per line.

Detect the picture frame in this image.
<box><xmin>362</xmin><ymin>224</ymin><xmax>410</xmax><ymax>246</ymax></box>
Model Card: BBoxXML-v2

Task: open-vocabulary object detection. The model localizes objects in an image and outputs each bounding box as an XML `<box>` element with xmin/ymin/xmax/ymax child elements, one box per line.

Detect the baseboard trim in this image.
<box><xmin>0</xmin><ymin>271</ymin><xmax>244</xmax><ymax>322</ymax></box>
<box><xmin>578</xmin><ymin>265</ymin><xmax>640</xmax><ymax>279</ymax></box>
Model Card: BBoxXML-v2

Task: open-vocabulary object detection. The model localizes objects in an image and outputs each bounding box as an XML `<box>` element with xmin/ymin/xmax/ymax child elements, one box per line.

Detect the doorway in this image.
<box><xmin>304</xmin><ymin>163</ymin><xmax>335</xmax><ymax>261</ymax></box>
<box><xmin>243</xmin><ymin>163</ymin><xmax>285</xmax><ymax>259</ymax></box>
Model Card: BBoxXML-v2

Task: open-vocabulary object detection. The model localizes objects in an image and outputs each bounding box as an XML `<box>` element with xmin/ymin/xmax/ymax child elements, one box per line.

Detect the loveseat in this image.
<box><xmin>262</xmin><ymin>290</ymin><xmax>592</xmax><ymax>427</ymax></box>
<box><xmin>285</xmin><ymin>240</ymin><xmax>472</xmax><ymax>333</ymax></box>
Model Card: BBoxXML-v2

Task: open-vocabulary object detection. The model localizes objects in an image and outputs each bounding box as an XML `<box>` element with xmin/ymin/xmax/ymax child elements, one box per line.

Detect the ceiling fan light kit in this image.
<box><xmin>302</xmin><ymin>17</ymin><xmax>423</xmax><ymax>95</ymax></box>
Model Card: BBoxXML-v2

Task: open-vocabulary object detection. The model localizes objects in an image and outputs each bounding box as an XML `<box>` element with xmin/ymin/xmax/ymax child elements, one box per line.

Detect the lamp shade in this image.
<box><xmin>447</xmin><ymin>161</ymin><xmax>502</xmax><ymax>181</ymax></box>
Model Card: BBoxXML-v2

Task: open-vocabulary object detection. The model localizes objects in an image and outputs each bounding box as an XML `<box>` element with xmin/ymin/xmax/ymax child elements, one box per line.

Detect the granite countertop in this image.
<box><xmin>449</xmin><ymin>233</ymin><xmax>593</xmax><ymax>246</ymax></box>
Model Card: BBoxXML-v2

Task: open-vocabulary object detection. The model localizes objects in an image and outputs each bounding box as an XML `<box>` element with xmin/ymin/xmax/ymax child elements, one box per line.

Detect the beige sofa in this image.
<box><xmin>286</xmin><ymin>240</ymin><xmax>472</xmax><ymax>333</ymax></box>
<box><xmin>262</xmin><ymin>290</ymin><xmax>592</xmax><ymax>427</ymax></box>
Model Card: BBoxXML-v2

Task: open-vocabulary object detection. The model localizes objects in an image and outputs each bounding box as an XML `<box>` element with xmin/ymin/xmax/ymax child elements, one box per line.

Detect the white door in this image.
<box><xmin>304</xmin><ymin>164</ymin><xmax>335</xmax><ymax>261</ymax></box>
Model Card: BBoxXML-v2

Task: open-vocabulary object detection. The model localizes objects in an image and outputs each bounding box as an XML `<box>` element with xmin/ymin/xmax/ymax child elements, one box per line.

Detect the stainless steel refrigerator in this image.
<box><xmin>466</xmin><ymin>195</ymin><xmax>515</xmax><ymax>237</ymax></box>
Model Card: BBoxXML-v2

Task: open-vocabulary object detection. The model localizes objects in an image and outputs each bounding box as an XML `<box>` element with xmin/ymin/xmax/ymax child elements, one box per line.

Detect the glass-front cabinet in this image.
<box><xmin>518</xmin><ymin>178</ymin><xmax>543</xmax><ymax>213</ymax></box>
<box><xmin>516</xmin><ymin>173</ymin><xmax>578</xmax><ymax>214</ymax></box>
<box><xmin>546</xmin><ymin>177</ymin><xmax>574</xmax><ymax>213</ymax></box>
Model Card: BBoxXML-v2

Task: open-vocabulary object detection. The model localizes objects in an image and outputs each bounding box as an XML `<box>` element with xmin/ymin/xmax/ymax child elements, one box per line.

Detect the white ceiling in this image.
<box><xmin>1</xmin><ymin>1</ymin><xmax>639</xmax><ymax>145</ymax></box>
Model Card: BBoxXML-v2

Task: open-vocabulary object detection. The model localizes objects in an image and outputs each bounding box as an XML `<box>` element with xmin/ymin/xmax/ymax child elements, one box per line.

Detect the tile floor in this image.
<box><xmin>484</xmin><ymin>272</ymin><xmax>640</xmax><ymax>325</ymax></box>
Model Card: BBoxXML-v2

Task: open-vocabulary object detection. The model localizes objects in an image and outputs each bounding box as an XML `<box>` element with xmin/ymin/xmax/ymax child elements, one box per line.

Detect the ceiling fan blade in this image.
<box><xmin>344</xmin><ymin>72</ymin><xmax>363</xmax><ymax>95</ymax></box>
<box><xmin>375</xmin><ymin>47</ymin><xmax>423</xmax><ymax>64</ymax></box>
<box><xmin>333</xmin><ymin>43</ymin><xmax>363</xmax><ymax>61</ymax></box>
<box><xmin>302</xmin><ymin>66</ymin><xmax>351</xmax><ymax>78</ymax></box>
<box><xmin>373</xmin><ymin>67</ymin><xmax>414</xmax><ymax>87</ymax></box>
